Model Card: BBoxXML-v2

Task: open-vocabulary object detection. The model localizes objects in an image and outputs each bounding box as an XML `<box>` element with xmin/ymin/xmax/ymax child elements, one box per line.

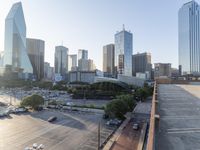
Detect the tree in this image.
<box><xmin>105</xmin><ymin>94</ymin><xmax>136</xmax><ymax>119</ymax></box>
<box><xmin>20</xmin><ymin>94</ymin><xmax>44</xmax><ymax>110</ymax></box>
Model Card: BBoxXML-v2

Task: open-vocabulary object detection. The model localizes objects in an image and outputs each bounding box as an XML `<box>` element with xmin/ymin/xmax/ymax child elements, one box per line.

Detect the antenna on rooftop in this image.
<box><xmin>123</xmin><ymin>24</ymin><xmax>125</xmax><ymax>31</ymax></box>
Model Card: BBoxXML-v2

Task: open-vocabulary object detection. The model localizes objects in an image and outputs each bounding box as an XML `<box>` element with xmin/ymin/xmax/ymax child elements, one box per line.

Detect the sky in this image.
<box><xmin>0</xmin><ymin>0</ymin><xmax>193</xmax><ymax>70</ymax></box>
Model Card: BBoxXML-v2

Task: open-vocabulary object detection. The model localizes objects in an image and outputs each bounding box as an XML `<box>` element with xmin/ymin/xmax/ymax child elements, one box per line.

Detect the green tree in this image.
<box><xmin>105</xmin><ymin>94</ymin><xmax>136</xmax><ymax>119</ymax></box>
<box><xmin>20</xmin><ymin>94</ymin><xmax>44</xmax><ymax>110</ymax></box>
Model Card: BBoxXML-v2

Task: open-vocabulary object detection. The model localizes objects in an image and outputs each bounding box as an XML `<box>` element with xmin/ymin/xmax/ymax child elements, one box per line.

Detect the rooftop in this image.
<box><xmin>156</xmin><ymin>84</ymin><xmax>200</xmax><ymax>150</ymax></box>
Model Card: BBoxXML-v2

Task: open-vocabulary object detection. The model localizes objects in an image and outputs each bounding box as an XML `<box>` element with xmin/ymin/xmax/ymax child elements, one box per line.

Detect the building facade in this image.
<box><xmin>132</xmin><ymin>52</ymin><xmax>152</xmax><ymax>78</ymax></box>
<box><xmin>68</xmin><ymin>54</ymin><xmax>77</xmax><ymax>71</ymax></box>
<box><xmin>179</xmin><ymin>1</ymin><xmax>200</xmax><ymax>75</ymax></box>
<box><xmin>103</xmin><ymin>44</ymin><xmax>115</xmax><ymax>77</ymax></box>
<box><xmin>54</xmin><ymin>46</ymin><xmax>68</xmax><ymax>78</ymax></box>
<box><xmin>154</xmin><ymin>63</ymin><xmax>171</xmax><ymax>79</ymax></box>
<box><xmin>3</xmin><ymin>2</ymin><xmax>33</xmax><ymax>75</ymax></box>
<box><xmin>78</xmin><ymin>49</ymin><xmax>88</xmax><ymax>60</ymax></box>
<box><xmin>26</xmin><ymin>38</ymin><xmax>45</xmax><ymax>80</ymax></box>
<box><xmin>115</xmin><ymin>27</ymin><xmax>133</xmax><ymax>76</ymax></box>
<box><xmin>78</xmin><ymin>58</ymin><xmax>95</xmax><ymax>71</ymax></box>
<box><xmin>44</xmin><ymin>62</ymin><xmax>54</xmax><ymax>81</ymax></box>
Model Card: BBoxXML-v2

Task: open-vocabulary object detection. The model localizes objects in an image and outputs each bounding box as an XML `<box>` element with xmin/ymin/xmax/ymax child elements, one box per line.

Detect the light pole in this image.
<box><xmin>97</xmin><ymin>121</ymin><xmax>100</xmax><ymax>150</ymax></box>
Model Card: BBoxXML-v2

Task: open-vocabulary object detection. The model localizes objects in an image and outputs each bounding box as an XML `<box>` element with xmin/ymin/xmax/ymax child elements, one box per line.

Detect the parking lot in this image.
<box><xmin>0</xmin><ymin>110</ymin><xmax>116</xmax><ymax>150</ymax></box>
<box><xmin>156</xmin><ymin>84</ymin><xmax>200</xmax><ymax>150</ymax></box>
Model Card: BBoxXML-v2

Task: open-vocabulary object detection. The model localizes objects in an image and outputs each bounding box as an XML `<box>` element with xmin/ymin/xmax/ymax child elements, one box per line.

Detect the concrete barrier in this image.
<box><xmin>137</xmin><ymin>123</ymin><xmax>148</xmax><ymax>150</ymax></box>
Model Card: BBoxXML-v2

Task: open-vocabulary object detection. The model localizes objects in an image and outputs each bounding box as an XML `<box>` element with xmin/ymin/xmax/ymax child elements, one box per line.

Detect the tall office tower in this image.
<box><xmin>26</xmin><ymin>38</ymin><xmax>45</xmax><ymax>80</ymax></box>
<box><xmin>88</xmin><ymin>59</ymin><xmax>96</xmax><ymax>71</ymax></box>
<box><xmin>54</xmin><ymin>46</ymin><xmax>68</xmax><ymax>77</ymax></box>
<box><xmin>132</xmin><ymin>52</ymin><xmax>152</xmax><ymax>77</ymax></box>
<box><xmin>103</xmin><ymin>44</ymin><xmax>115</xmax><ymax>77</ymax></box>
<box><xmin>3</xmin><ymin>2</ymin><xmax>33</xmax><ymax>74</ymax></box>
<box><xmin>78</xmin><ymin>49</ymin><xmax>88</xmax><ymax>60</ymax></box>
<box><xmin>115</xmin><ymin>26</ymin><xmax>133</xmax><ymax>76</ymax></box>
<box><xmin>68</xmin><ymin>54</ymin><xmax>77</xmax><ymax>71</ymax></box>
<box><xmin>179</xmin><ymin>1</ymin><xmax>200</xmax><ymax>75</ymax></box>
<box><xmin>154</xmin><ymin>63</ymin><xmax>172</xmax><ymax>79</ymax></box>
<box><xmin>44</xmin><ymin>62</ymin><xmax>54</xmax><ymax>80</ymax></box>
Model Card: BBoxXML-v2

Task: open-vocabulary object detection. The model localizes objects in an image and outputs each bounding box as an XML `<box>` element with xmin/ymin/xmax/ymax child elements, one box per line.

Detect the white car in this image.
<box><xmin>32</xmin><ymin>143</ymin><xmax>38</xmax><ymax>149</ymax></box>
<box><xmin>37</xmin><ymin>144</ymin><xmax>45</xmax><ymax>149</ymax></box>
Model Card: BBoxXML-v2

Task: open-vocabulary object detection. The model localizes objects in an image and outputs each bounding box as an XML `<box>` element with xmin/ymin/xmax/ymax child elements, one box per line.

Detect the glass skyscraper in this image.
<box><xmin>54</xmin><ymin>46</ymin><xmax>68</xmax><ymax>77</ymax></box>
<box><xmin>115</xmin><ymin>27</ymin><xmax>133</xmax><ymax>76</ymax></box>
<box><xmin>68</xmin><ymin>54</ymin><xmax>77</xmax><ymax>71</ymax></box>
<box><xmin>103</xmin><ymin>44</ymin><xmax>115</xmax><ymax>77</ymax></box>
<box><xmin>179</xmin><ymin>1</ymin><xmax>200</xmax><ymax>75</ymax></box>
<box><xmin>26</xmin><ymin>38</ymin><xmax>45</xmax><ymax>80</ymax></box>
<box><xmin>78</xmin><ymin>49</ymin><xmax>88</xmax><ymax>60</ymax></box>
<box><xmin>3</xmin><ymin>2</ymin><xmax>33</xmax><ymax>74</ymax></box>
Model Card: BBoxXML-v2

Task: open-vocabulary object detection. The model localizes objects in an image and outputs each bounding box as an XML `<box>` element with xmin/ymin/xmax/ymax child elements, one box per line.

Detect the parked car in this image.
<box><xmin>133</xmin><ymin>123</ymin><xmax>139</xmax><ymax>130</ymax></box>
<box><xmin>48</xmin><ymin>116</ymin><xmax>57</xmax><ymax>122</ymax></box>
<box><xmin>106</xmin><ymin>119</ymin><xmax>121</xmax><ymax>126</ymax></box>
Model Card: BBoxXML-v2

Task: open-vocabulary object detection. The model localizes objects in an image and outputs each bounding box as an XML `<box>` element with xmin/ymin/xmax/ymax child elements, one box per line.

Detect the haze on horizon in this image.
<box><xmin>0</xmin><ymin>0</ymin><xmax>193</xmax><ymax>70</ymax></box>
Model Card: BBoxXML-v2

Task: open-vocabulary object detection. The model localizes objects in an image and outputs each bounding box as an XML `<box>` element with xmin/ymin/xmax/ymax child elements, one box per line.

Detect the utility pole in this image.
<box><xmin>97</xmin><ymin>122</ymin><xmax>100</xmax><ymax>150</ymax></box>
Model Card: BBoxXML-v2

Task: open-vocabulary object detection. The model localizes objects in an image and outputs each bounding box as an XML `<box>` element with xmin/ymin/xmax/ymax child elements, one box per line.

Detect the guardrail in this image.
<box><xmin>146</xmin><ymin>82</ymin><xmax>157</xmax><ymax>150</ymax></box>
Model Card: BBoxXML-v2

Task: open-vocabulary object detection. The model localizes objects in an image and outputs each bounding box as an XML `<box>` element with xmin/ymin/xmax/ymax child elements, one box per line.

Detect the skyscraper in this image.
<box><xmin>115</xmin><ymin>26</ymin><xmax>133</xmax><ymax>76</ymax></box>
<box><xmin>103</xmin><ymin>44</ymin><xmax>115</xmax><ymax>77</ymax></box>
<box><xmin>68</xmin><ymin>54</ymin><xmax>77</xmax><ymax>71</ymax></box>
<box><xmin>132</xmin><ymin>52</ymin><xmax>152</xmax><ymax>77</ymax></box>
<box><xmin>179</xmin><ymin>1</ymin><xmax>200</xmax><ymax>75</ymax></box>
<box><xmin>26</xmin><ymin>38</ymin><xmax>45</xmax><ymax>80</ymax></box>
<box><xmin>3</xmin><ymin>2</ymin><xmax>33</xmax><ymax>74</ymax></box>
<box><xmin>54</xmin><ymin>46</ymin><xmax>68</xmax><ymax>77</ymax></box>
<box><xmin>78</xmin><ymin>49</ymin><xmax>88</xmax><ymax>60</ymax></box>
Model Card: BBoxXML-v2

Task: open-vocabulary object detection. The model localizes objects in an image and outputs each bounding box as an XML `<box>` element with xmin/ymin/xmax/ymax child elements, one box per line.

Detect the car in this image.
<box><xmin>37</xmin><ymin>144</ymin><xmax>45</xmax><ymax>149</ymax></box>
<box><xmin>33</xmin><ymin>143</ymin><xmax>38</xmax><ymax>149</ymax></box>
<box><xmin>106</xmin><ymin>119</ymin><xmax>121</xmax><ymax>126</ymax></box>
<box><xmin>133</xmin><ymin>123</ymin><xmax>139</xmax><ymax>130</ymax></box>
<box><xmin>48</xmin><ymin>116</ymin><xmax>57</xmax><ymax>122</ymax></box>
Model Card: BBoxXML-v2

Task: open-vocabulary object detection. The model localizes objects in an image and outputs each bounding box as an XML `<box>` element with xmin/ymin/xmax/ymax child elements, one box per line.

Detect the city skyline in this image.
<box><xmin>0</xmin><ymin>0</ymin><xmax>195</xmax><ymax>70</ymax></box>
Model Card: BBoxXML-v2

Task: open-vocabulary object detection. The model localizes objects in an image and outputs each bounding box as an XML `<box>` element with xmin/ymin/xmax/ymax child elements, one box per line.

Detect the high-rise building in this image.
<box><xmin>132</xmin><ymin>52</ymin><xmax>152</xmax><ymax>78</ymax></box>
<box><xmin>154</xmin><ymin>63</ymin><xmax>171</xmax><ymax>79</ymax></box>
<box><xmin>179</xmin><ymin>1</ymin><xmax>200</xmax><ymax>75</ymax></box>
<box><xmin>44</xmin><ymin>62</ymin><xmax>54</xmax><ymax>80</ymax></box>
<box><xmin>78</xmin><ymin>49</ymin><xmax>88</xmax><ymax>60</ymax></box>
<box><xmin>103</xmin><ymin>44</ymin><xmax>115</xmax><ymax>77</ymax></box>
<box><xmin>78</xmin><ymin>58</ymin><xmax>95</xmax><ymax>71</ymax></box>
<box><xmin>115</xmin><ymin>26</ymin><xmax>133</xmax><ymax>76</ymax></box>
<box><xmin>3</xmin><ymin>2</ymin><xmax>33</xmax><ymax>74</ymax></box>
<box><xmin>26</xmin><ymin>38</ymin><xmax>45</xmax><ymax>80</ymax></box>
<box><xmin>54</xmin><ymin>46</ymin><xmax>68</xmax><ymax>77</ymax></box>
<box><xmin>68</xmin><ymin>54</ymin><xmax>77</xmax><ymax>71</ymax></box>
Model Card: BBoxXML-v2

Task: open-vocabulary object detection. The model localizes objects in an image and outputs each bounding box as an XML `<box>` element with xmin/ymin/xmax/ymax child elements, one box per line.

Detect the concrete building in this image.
<box><xmin>132</xmin><ymin>52</ymin><xmax>152</xmax><ymax>78</ymax></box>
<box><xmin>54</xmin><ymin>46</ymin><xmax>68</xmax><ymax>78</ymax></box>
<box><xmin>115</xmin><ymin>26</ymin><xmax>133</xmax><ymax>76</ymax></box>
<box><xmin>154</xmin><ymin>63</ymin><xmax>171</xmax><ymax>79</ymax></box>
<box><xmin>179</xmin><ymin>1</ymin><xmax>200</xmax><ymax>75</ymax></box>
<box><xmin>44</xmin><ymin>62</ymin><xmax>54</xmax><ymax>81</ymax></box>
<box><xmin>3</xmin><ymin>2</ymin><xmax>33</xmax><ymax>77</ymax></box>
<box><xmin>103</xmin><ymin>44</ymin><xmax>115</xmax><ymax>77</ymax></box>
<box><xmin>69</xmin><ymin>70</ymin><xmax>102</xmax><ymax>84</ymax></box>
<box><xmin>26</xmin><ymin>38</ymin><xmax>45</xmax><ymax>80</ymax></box>
<box><xmin>78</xmin><ymin>58</ymin><xmax>95</xmax><ymax>71</ymax></box>
<box><xmin>68</xmin><ymin>54</ymin><xmax>77</xmax><ymax>71</ymax></box>
<box><xmin>78</xmin><ymin>49</ymin><xmax>88</xmax><ymax>60</ymax></box>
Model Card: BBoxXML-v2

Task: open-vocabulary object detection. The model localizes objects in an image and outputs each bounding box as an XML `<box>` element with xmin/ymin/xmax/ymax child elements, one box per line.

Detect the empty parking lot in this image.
<box><xmin>156</xmin><ymin>84</ymin><xmax>200</xmax><ymax>150</ymax></box>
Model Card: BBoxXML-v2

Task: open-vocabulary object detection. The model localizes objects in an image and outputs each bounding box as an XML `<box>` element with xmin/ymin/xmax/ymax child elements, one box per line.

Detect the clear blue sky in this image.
<box><xmin>0</xmin><ymin>0</ymin><xmax>193</xmax><ymax>70</ymax></box>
